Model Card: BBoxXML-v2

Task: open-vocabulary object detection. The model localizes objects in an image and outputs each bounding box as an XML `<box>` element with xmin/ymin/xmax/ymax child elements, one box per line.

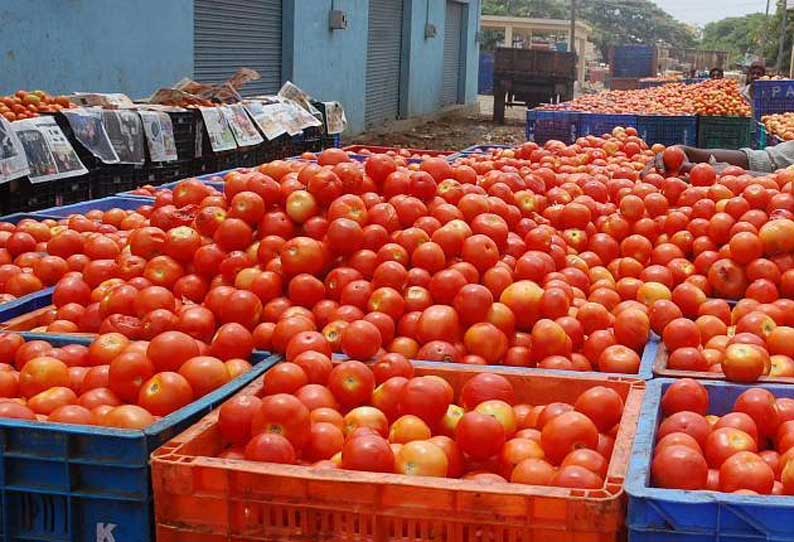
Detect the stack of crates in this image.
<box><xmin>526</xmin><ymin>109</ymin><xmax>579</xmax><ymax>144</ymax></box>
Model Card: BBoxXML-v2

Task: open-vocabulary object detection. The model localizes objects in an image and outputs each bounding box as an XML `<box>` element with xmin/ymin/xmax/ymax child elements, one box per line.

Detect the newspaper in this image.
<box><xmin>102</xmin><ymin>110</ymin><xmax>146</xmax><ymax>164</ymax></box>
<box><xmin>0</xmin><ymin>116</ymin><xmax>30</xmax><ymax>184</ymax></box>
<box><xmin>62</xmin><ymin>108</ymin><xmax>119</xmax><ymax>164</ymax></box>
<box><xmin>198</xmin><ymin>106</ymin><xmax>236</xmax><ymax>152</ymax></box>
<box><xmin>322</xmin><ymin>101</ymin><xmax>347</xmax><ymax>134</ymax></box>
<box><xmin>69</xmin><ymin>93</ymin><xmax>134</xmax><ymax>108</ymax></box>
<box><xmin>139</xmin><ymin>110</ymin><xmax>178</xmax><ymax>162</ymax></box>
<box><xmin>221</xmin><ymin>104</ymin><xmax>263</xmax><ymax>147</ymax></box>
<box><xmin>12</xmin><ymin>116</ymin><xmax>87</xmax><ymax>183</ymax></box>
<box><xmin>278</xmin><ymin>81</ymin><xmax>321</xmax><ymax>116</ymax></box>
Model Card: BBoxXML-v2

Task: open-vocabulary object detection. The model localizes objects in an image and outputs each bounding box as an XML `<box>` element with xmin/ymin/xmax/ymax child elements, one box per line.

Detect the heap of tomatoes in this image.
<box><xmin>762</xmin><ymin>113</ymin><xmax>794</xmax><ymax>142</ymax></box>
<box><xmin>1</xmin><ymin>90</ymin><xmax>76</xmax><ymax>122</ymax></box>
<box><xmin>653</xmin><ymin>379</ymin><xmax>794</xmax><ymax>495</ymax></box>
<box><xmin>217</xmin><ymin>356</ymin><xmax>624</xmax><ymax>486</ymax></box>
<box><xmin>541</xmin><ymin>78</ymin><xmax>750</xmax><ymax>117</ymax></box>
<box><xmin>0</xmin><ymin>331</ymin><xmax>252</xmax><ymax>429</ymax></box>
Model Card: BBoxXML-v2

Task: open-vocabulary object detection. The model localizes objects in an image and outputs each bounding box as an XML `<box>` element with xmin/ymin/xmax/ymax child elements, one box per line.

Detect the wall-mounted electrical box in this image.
<box><xmin>425</xmin><ymin>23</ymin><xmax>437</xmax><ymax>38</ymax></box>
<box><xmin>330</xmin><ymin>9</ymin><xmax>348</xmax><ymax>30</ymax></box>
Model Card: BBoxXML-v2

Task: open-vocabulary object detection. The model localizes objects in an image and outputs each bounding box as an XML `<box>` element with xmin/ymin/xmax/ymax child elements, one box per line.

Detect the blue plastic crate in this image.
<box><xmin>38</xmin><ymin>196</ymin><xmax>148</xmax><ymax>218</ymax></box>
<box><xmin>627</xmin><ymin>378</ymin><xmax>794</xmax><ymax>542</ymax></box>
<box><xmin>611</xmin><ymin>45</ymin><xmax>656</xmax><ymax>78</ymax></box>
<box><xmin>459</xmin><ymin>144</ymin><xmax>514</xmax><ymax>154</ymax></box>
<box><xmin>0</xmin><ymin>213</ymin><xmax>60</xmax><ymax>224</ymax></box>
<box><xmin>478</xmin><ymin>52</ymin><xmax>494</xmax><ymax>95</ymax></box>
<box><xmin>0</xmin><ymin>333</ymin><xmax>280</xmax><ymax>542</ymax></box>
<box><xmin>753</xmin><ymin>80</ymin><xmax>794</xmax><ymax>120</ymax></box>
<box><xmin>579</xmin><ymin>113</ymin><xmax>639</xmax><ymax>137</ymax></box>
<box><xmin>637</xmin><ymin>115</ymin><xmax>698</xmax><ymax>146</ymax></box>
<box><xmin>0</xmin><ymin>288</ymin><xmax>54</xmax><ymax>323</ymax></box>
<box><xmin>526</xmin><ymin>109</ymin><xmax>579</xmax><ymax>144</ymax></box>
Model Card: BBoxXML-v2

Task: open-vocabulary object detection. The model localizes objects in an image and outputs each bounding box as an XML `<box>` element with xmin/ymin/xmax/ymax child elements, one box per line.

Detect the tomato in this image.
<box><xmin>456</xmin><ymin>411</ymin><xmax>505</xmax><ymax>460</ymax></box>
<box><xmin>262</xmin><ymin>362</ymin><xmax>308</xmax><ymax>395</ymax></box>
<box><xmin>397</xmin><ymin>376</ymin><xmax>451</xmax><ymax>427</ymax></box>
<box><xmin>48</xmin><ymin>404</ymin><xmax>96</xmax><ymax>425</ymax></box>
<box><xmin>210</xmin><ymin>323</ymin><xmax>255</xmax><ymax>360</ymax></box>
<box><xmin>371</xmin><ymin>352</ymin><xmax>414</xmax><ymax>384</ymax></box>
<box><xmin>341</xmin><ymin>433</ymin><xmax>394</xmax><ymax>472</ymax></box>
<box><xmin>100</xmin><ymin>405</ymin><xmax>155</xmax><ymax>429</ymax></box>
<box><xmin>340</xmin><ymin>319</ymin><xmax>382</xmax><ymax>360</ymax></box>
<box><xmin>574</xmin><ymin>386</ymin><xmax>624</xmax><ymax>433</ymax></box>
<box><xmin>0</xmin><ymin>401</ymin><xmax>35</xmax><ymax>420</ymax></box>
<box><xmin>658</xmin><ymin>411</ymin><xmax>711</xmax><ymax>448</ymax></box>
<box><xmin>661</xmin><ymin>379</ymin><xmax>709</xmax><ymax>416</ymax></box>
<box><xmin>328</xmin><ymin>360</ymin><xmax>375</xmax><ymax>408</ymax></box>
<box><xmin>179</xmin><ymin>356</ymin><xmax>230</xmax><ymax>397</ymax></box>
<box><xmin>652</xmin><ymin>444</ymin><xmax>708</xmax><ymax>489</ymax></box>
<box><xmin>461</xmin><ymin>373</ymin><xmax>515</xmax><ymax>409</ymax></box>
<box><xmin>720</xmin><ymin>451</ymin><xmax>774</xmax><ymax>494</ymax></box>
<box><xmin>147</xmin><ymin>331</ymin><xmax>199</xmax><ymax>372</ymax></box>
<box><xmin>19</xmin><ymin>356</ymin><xmax>70</xmax><ymax>398</ymax></box>
<box><xmin>137</xmin><ymin>372</ymin><xmax>194</xmax><ymax>416</ymax></box>
<box><xmin>218</xmin><ymin>395</ymin><xmax>262</xmax><ymax>445</ymax></box>
<box><xmin>243</xmin><ymin>433</ymin><xmax>297</xmax><ymax>464</ymax></box>
<box><xmin>108</xmin><ymin>351</ymin><xmax>155</xmax><ymax>403</ymax></box>
<box><xmin>77</xmin><ymin>387</ymin><xmax>122</xmax><ymax>409</ymax></box>
<box><xmin>734</xmin><ymin>388</ymin><xmax>781</xmax><ymax>440</ymax></box>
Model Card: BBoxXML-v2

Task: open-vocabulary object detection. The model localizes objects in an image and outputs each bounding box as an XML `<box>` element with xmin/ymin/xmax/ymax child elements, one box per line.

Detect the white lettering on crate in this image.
<box><xmin>96</xmin><ymin>522</ymin><xmax>117</xmax><ymax>542</ymax></box>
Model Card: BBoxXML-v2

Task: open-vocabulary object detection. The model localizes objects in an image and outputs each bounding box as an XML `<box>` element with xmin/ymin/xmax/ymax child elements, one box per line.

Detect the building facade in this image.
<box><xmin>0</xmin><ymin>0</ymin><xmax>481</xmax><ymax>135</ymax></box>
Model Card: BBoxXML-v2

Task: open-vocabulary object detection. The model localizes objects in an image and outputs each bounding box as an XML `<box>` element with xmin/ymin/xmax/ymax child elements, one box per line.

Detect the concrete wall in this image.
<box><xmin>283</xmin><ymin>0</ymin><xmax>369</xmax><ymax>135</ymax></box>
<box><xmin>0</xmin><ymin>0</ymin><xmax>478</xmax><ymax>135</ymax></box>
<box><xmin>0</xmin><ymin>0</ymin><xmax>193</xmax><ymax>100</ymax></box>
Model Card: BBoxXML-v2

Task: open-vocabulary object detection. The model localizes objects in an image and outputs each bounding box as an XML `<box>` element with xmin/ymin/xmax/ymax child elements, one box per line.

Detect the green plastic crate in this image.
<box><xmin>697</xmin><ymin>116</ymin><xmax>753</xmax><ymax>150</ymax></box>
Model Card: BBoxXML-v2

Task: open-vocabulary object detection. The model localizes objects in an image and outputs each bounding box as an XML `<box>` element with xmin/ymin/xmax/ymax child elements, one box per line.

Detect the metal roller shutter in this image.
<box><xmin>441</xmin><ymin>1</ymin><xmax>463</xmax><ymax>106</ymax></box>
<box><xmin>194</xmin><ymin>0</ymin><xmax>282</xmax><ymax>97</ymax></box>
<box><xmin>366</xmin><ymin>0</ymin><xmax>404</xmax><ymax>128</ymax></box>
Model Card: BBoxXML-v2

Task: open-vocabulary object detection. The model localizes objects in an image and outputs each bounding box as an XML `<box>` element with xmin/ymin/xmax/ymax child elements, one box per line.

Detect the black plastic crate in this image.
<box><xmin>637</xmin><ymin>115</ymin><xmax>698</xmax><ymax>146</ymax></box>
<box><xmin>91</xmin><ymin>164</ymin><xmax>138</xmax><ymax>198</ymax></box>
<box><xmin>0</xmin><ymin>178</ymin><xmax>59</xmax><ymax>214</ymax></box>
<box><xmin>697</xmin><ymin>116</ymin><xmax>753</xmax><ymax>149</ymax></box>
<box><xmin>144</xmin><ymin>159</ymin><xmax>195</xmax><ymax>187</ymax></box>
<box><xmin>323</xmin><ymin>134</ymin><xmax>342</xmax><ymax>148</ymax></box>
<box><xmin>167</xmin><ymin>110</ymin><xmax>199</xmax><ymax>161</ymax></box>
<box><xmin>235</xmin><ymin>146</ymin><xmax>260</xmax><ymax>168</ymax></box>
<box><xmin>56</xmin><ymin>174</ymin><xmax>93</xmax><ymax>204</ymax></box>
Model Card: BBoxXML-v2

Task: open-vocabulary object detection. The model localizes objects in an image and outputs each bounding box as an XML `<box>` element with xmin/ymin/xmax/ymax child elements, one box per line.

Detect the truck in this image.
<box><xmin>492</xmin><ymin>47</ymin><xmax>576</xmax><ymax>124</ymax></box>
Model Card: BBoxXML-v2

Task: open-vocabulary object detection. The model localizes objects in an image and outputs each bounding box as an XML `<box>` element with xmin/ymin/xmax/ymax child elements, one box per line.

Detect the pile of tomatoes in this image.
<box><xmin>0</xmin><ymin>332</ymin><xmax>252</xmax><ymax>429</ymax></box>
<box><xmin>1</xmin><ymin>90</ymin><xmax>76</xmax><ymax>122</ymax></box>
<box><xmin>762</xmin><ymin>113</ymin><xmax>794</xmax><ymax>142</ymax></box>
<box><xmin>541</xmin><ymin>79</ymin><xmax>750</xmax><ymax>117</ymax></box>
<box><xmin>217</xmin><ymin>356</ymin><xmax>624</xmax><ymax>485</ymax></box>
<box><xmin>652</xmin><ymin>379</ymin><xmax>794</xmax><ymax>495</ymax></box>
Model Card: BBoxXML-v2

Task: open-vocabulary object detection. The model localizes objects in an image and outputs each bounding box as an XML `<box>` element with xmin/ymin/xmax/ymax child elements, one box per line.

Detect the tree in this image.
<box><xmin>701</xmin><ymin>14</ymin><xmax>772</xmax><ymax>67</ymax></box>
<box><xmin>481</xmin><ymin>0</ymin><xmax>698</xmax><ymax>59</ymax></box>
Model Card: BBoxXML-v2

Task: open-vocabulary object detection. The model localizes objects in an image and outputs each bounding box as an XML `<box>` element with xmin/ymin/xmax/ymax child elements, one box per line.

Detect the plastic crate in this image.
<box><xmin>459</xmin><ymin>144</ymin><xmax>514</xmax><ymax>154</ymax></box>
<box><xmin>38</xmin><ymin>196</ymin><xmax>148</xmax><ymax>218</ymax></box>
<box><xmin>341</xmin><ymin>145</ymin><xmax>455</xmax><ymax>157</ymax></box>
<box><xmin>627</xmin><ymin>378</ymin><xmax>794</xmax><ymax>542</ymax></box>
<box><xmin>579</xmin><ymin>113</ymin><xmax>639</xmax><ymax>137</ymax></box>
<box><xmin>0</xmin><ymin>288</ymin><xmax>54</xmax><ymax>323</ymax></box>
<box><xmin>610</xmin><ymin>45</ymin><xmax>656</xmax><ymax>78</ymax></box>
<box><xmin>91</xmin><ymin>164</ymin><xmax>138</xmax><ymax>198</ymax></box>
<box><xmin>755</xmin><ymin>121</ymin><xmax>770</xmax><ymax>149</ymax></box>
<box><xmin>152</xmin><ymin>363</ymin><xmax>645</xmax><ymax>542</ymax></box>
<box><xmin>143</xmin><ymin>159</ymin><xmax>194</xmax><ymax>188</ymax></box>
<box><xmin>0</xmin><ymin>212</ymin><xmax>60</xmax><ymax>225</ymax></box>
<box><xmin>526</xmin><ymin>109</ymin><xmax>579</xmax><ymax>144</ymax></box>
<box><xmin>697</xmin><ymin>116</ymin><xmax>753</xmax><ymax>149</ymax></box>
<box><xmin>0</xmin><ymin>335</ymin><xmax>279</xmax><ymax>542</ymax></box>
<box><xmin>637</xmin><ymin>115</ymin><xmax>698</xmax><ymax>146</ymax></box>
<box><xmin>753</xmin><ymin>79</ymin><xmax>794</xmax><ymax>120</ymax></box>
<box><xmin>322</xmin><ymin>134</ymin><xmax>341</xmax><ymax>149</ymax></box>
<box><xmin>0</xmin><ymin>178</ymin><xmax>59</xmax><ymax>215</ymax></box>
<box><xmin>167</xmin><ymin>110</ymin><xmax>199</xmax><ymax>161</ymax></box>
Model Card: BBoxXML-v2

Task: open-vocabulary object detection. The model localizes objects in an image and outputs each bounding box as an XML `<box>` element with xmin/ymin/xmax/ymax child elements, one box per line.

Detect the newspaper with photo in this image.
<box><xmin>0</xmin><ymin>116</ymin><xmax>31</xmax><ymax>184</ymax></box>
<box><xmin>102</xmin><ymin>109</ymin><xmax>146</xmax><ymax>164</ymax></box>
<box><xmin>62</xmin><ymin>108</ymin><xmax>119</xmax><ymax>164</ymax></box>
<box><xmin>139</xmin><ymin>110</ymin><xmax>178</xmax><ymax>162</ymax></box>
<box><xmin>13</xmin><ymin>116</ymin><xmax>87</xmax><ymax>183</ymax></box>
<box><xmin>198</xmin><ymin>106</ymin><xmax>237</xmax><ymax>152</ymax></box>
<box><xmin>221</xmin><ymin>104</ymin><xmax>264</xmax><ymax>147</ymax></box>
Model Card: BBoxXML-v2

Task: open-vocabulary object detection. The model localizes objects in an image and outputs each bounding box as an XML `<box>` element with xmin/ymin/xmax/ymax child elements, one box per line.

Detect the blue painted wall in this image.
<box><xmin>0</xmin><ymin>0</ymin><xmax>193</xmax><ymax>100</ymax></box>
<box><xmin>284</xmin><ymin>0</ymin><xmax>369</xmax><ymax>135</ymax></box>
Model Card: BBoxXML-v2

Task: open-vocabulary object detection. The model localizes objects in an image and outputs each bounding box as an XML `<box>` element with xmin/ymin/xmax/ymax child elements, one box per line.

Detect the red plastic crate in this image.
<box><xmin>342</xmin><ymin>144</ymin><xmax>455</xmax><ymax>157</ymax></box>
<box><xmin>152</xmin><ymin>363</ymin><xmax>645</xmax><ymax>542</ymax></box>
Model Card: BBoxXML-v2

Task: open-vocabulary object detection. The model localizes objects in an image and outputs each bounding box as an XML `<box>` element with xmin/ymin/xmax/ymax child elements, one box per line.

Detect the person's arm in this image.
<box><xmin>679</xmin><ymin>146</ymin><xmax>750</xmax><ymax>169</ymax></box>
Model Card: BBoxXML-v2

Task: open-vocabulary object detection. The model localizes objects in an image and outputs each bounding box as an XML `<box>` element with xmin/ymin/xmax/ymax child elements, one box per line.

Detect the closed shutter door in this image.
<box><xmin>194</xmin><ymin>0</ymin><xmax>282</xmax><ymax>97</ymax></box>
<box><xmin>441</xmin><ymin>1</ymin><xmax>463</xmax><ymax>106</ymax></box>
<box><xmin>365</xmin><ymin>0</ymin><xmax>403</xmax><ymax>127</ymax></box>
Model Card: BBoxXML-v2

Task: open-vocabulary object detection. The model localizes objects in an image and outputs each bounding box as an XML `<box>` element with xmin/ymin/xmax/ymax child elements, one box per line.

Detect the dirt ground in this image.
<box><xmin>348</xmin><ymin>96</ymin><xmax>527</xmax><ymax>152</ymax></box>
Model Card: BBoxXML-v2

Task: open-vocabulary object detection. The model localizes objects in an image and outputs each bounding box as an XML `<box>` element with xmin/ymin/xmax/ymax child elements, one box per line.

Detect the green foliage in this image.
<box><xmin>701</xmin><ymin>14</ymin><xmax>774</xmax><ymax>67</ymax></box>
<box><xmin>481</xmin><ymin>0</ymin><xmax>698</xmax><ymax>59</ymax></box>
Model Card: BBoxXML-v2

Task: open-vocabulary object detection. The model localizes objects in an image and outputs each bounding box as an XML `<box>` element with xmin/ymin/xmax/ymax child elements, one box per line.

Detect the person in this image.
<box><xmin>709</xmin><ymin>67</ymin><xmax>724</xmax><ymax>79</ymax></box>
<box><xmin>741</xmin><ymin>61</ymin><xmax>766</xmax><ymax>102</ymax></box>
<box><xmin>649</xmin><ymin>141</ymin><xmax>794</xmax><ymax>176</ymax></box>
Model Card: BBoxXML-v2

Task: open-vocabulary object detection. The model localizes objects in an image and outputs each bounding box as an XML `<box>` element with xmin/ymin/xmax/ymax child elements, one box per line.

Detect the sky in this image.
<box><xmin>651</xmin><ymin>0</ymin><xmax>771</xmax><ymax>26</ymax></box>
